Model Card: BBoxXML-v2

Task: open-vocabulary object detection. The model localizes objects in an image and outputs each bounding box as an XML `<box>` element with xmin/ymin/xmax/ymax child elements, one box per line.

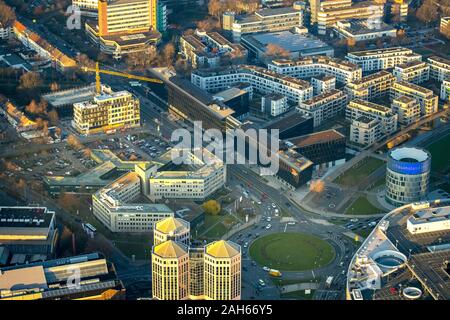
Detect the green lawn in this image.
<box><xmin>334</xmin><ymin>157</ymin><xmax>385</xmax><ymax>187</ymax></box>
<box><xmin>249</xmin><ymin>233</ymin><xmax>335</xmax><ymax>271</ymax></box>
<box><xmin>113</xmin><ymin>241</ymin><xmax>152</xmax><ymax>260</ymax></box>
<box><xmin>345</xmin><ymin>196</ymin><xmax>384</xmax><ymax>215</ymax></box>
<box><xmin>195</xmin><ymin>214</ymin><xmax>238</xmax><ymax>240</ymax></box>
<box><xmin>367</xmin><ymin>177</ymin><xmax>386</xmax><ymax>191</ymax></box>
<box><xmin>426</xmin><ymin>133</ymin><xmax>450</xmax><ymax>174</ymax></box>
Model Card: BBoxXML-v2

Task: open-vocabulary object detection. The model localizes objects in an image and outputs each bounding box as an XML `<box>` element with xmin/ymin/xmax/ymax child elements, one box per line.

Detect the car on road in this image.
<box><xmin>262</xmin><ymin>266</ymin><xmax>270</xmax><ymax>272</ymax></box>
<box><xmin>368</xmin><ymin>221</ymin><xmax>377</xmax><ymax>227</ymax></box>
<box><xmin>243</xmin><ymin>242</ymin><xmax>249</xmax><ymax>248</ymax></box>
<box><xmin>258</xmin><ymin>279</ymin><xmax>266</xmax><ymax>287</ymax></box>
<box><xmin>350</xmin><ymin>218</ymin><xmax>359</xmax><ymax>223</ymax></box>
<box><xmin>287</xmin><ymin>221</ymin><xmax>296</xmax><ymax>225</ymax></box>
<box><xmin>266</xmin><ymin>224</ymin><xmax>272</xmax><ymax>229</ymax></box>
<box><xmin>266</xmin><ymin>217</ymin><xmax>271</xmax><ymax>222</ymax></box>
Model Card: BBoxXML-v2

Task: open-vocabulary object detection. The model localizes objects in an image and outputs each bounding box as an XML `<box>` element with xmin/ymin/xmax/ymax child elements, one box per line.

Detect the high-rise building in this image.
<box><xmin>151</xmin><ymin>223</ymin><xmax>241</xmax><ymax>300</ymax></box>
<box><xmin>72</xmin><ymin>90</ymin><xmax>140</xmax><ymax>135</ymax></box>
<box><xmin>204</xmin><ymin>240</ymin><xmax>241</xmax><ymax>300</ymax></box>
<box><xmin>385</xmin><ymin>147</ymin><xmax>431</xmax><ymax>206</ymax></box>
<box><xmin>153</xmin><ymin>217</ymin><xmax>190</xmax><ymax>246</ymax></box>
<box><xmin>152</xmin><ymin>240</ymin><xmax>190</xmax><ymax>300</ymax></box>
<box><xmin>85</xmin><ymin>0</ymin><xmax>161</xmax><ymax>58</ymax></box>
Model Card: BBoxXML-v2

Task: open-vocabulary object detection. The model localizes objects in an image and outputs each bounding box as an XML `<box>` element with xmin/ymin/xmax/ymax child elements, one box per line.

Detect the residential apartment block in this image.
<box><xmin>441</xmin><ymin>79</ymin><xmax>450</xmax><ymax>102</ymax></box>
<box><xmin>390</xmin><ymin>81</ymin><xmax>438</xmax><ymax>116</ymax></box>
<box><xmin>346</xmin><ymin>47</ymin><xmax>422</xmax><ymax>72</ymax></box>
<box><xmin>179</xmin><ymin>30</ymin><xmax>247</xmax><ymax>68</ymax></box>
<box><xmin>391</xmin><ymin>96</ymin><xmax>421</xmax><ymax>126</ymax></box>
<box><xmin>347</xmin><ymin>99</ymin><xmax>398</xmax><ymax>140</ymax></box>
<box><xmin>191</xmin><ymin>66</ymin><xmax>313</xmax><ymax>104</ymax></box>
<box><xmin>440</xmin><ymin>17</ymin><xmax>450</xmax><ymax>39</ymax></box>
<box><xmin>428</xmin><ymin>56</ymin><xmax>450</xmax><ymax>82</ymax></box>
<box><xmin>345</xmin><ymin>70</ymin><xmax>395</xmax><ymax>101</ymax></box>
<box><xmin>72</xmin><ymin>90</ymin><xmax>141</xmax><ymax>134</ymax></box>
<box><xmin>393</xmin><ymin>60</ymin><xmax>430</xmax><ymax>85</ymax></box>
<box><xmin>297</xmin><ymin>89</ymin><xmax>347</xmax><ymax>127</ymax></box>
<box><xmin>350</xmin><ymin>115</ymin><xmax>382</xmax><ymax>146</ymax></box>
<box><xmin>268</xmin><ymin>56</ymin><xmax>362</xmax><ymax>84</ymax></box>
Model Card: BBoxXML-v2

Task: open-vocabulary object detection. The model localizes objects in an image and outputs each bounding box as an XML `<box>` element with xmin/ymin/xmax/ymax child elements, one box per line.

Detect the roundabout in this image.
<box><xmin>249</xmin><ymin>232</ymin><xmax>336</xmax><ymax>271</ymax></box>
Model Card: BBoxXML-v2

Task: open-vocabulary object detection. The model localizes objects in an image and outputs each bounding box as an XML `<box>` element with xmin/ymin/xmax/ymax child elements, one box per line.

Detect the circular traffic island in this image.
<box><xmin>249</xmin><ymin>232</ymin><xmax>335</xmax><ymax>271</ymax></box>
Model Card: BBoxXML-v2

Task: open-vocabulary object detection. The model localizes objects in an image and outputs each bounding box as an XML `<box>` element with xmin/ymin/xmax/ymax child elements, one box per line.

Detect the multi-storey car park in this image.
<box><xmin>191</xmin><ymin>65</ymin><xmax>313</xmax><ymax>104</ymax></box>
<box><xmin>346</xmin><ymin>47</ymin><xmax>422</xmax><ymax>72</ymax></box>
<box><xmin>347</xmin><ymin>200</ymin><xmax>450</xmax><ymax>300</ymax></box>
<box><xmin>393</xmin><ymin>61</ymin><xmax>430</xmax><ymax>85</ymax></box>
<box><xmin>390</xmin><ymin>81</ymin><xmax>439</xmax><ymax>116</ymax></box>
<box><xmin>345</xmin><ymin>70</ymin><xmax>396</xmax><ymax>101</ymax></box>
<box><xmin>268</xmin><ymin>56</ymin><xmax>362</xmax><ymax>84</ymax></box>
<box><xmin>297</xmin><ymin>89</ymin><xmax>348</xmax><ymax>127</ymax></box>
<box><xmin>427</xmin><ymin>56</ymin><xmax>450</xmax><ymax>82</ymax></box>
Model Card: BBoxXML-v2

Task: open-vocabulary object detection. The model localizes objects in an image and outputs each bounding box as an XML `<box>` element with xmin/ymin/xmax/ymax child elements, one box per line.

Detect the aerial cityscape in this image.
<box><xmin>0</xmin><ymin>0</ymin><xmax>449</xmax><ymax>304</ymax></box>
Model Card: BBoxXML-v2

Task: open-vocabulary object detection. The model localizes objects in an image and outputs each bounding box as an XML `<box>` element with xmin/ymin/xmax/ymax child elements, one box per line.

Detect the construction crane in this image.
<box><xmin>81</xmin><ymin>62</ymin><xmax>164</xmax><ymax>94</ymax></box>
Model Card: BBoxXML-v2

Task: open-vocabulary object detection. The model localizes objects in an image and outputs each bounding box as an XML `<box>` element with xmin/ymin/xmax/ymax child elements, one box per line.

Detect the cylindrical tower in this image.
<box><xmin>385</xmin><ymin>147</ymin><xmax>431</xmax><ymax>206</ymax></box>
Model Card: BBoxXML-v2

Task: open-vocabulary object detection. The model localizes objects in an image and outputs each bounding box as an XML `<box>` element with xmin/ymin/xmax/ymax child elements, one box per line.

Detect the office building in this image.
<box><xmin>350</xmin><ymin>115</ymin><xmax>382</xmax><ymax>146</ymax></box>
<box><xmin>428</xmin><ymin>56</ymin><xmax>450</xmax><ymax>82</ymax></box>
<box><xmin>0</xmin><ymin>253</ymin><xmax>125</xmax><ymax>300</ymax></box>
<box><xmin>179</xmin><ymin>30</ymin><xmax>247</xmax><ymax>69</ymax></box>
<box><xmin>151</xmin><ymin>219</ymin><xmax>241</xmax><ymax>300</ymax></box>
<box><xmin>204</xmin><ymin>240</ymin><xmax>241</xmax><ymax>300</ymax></box>
<box><xmin>263</xmin><ymin>111</ymin><xmax>313</xmax><ymax>139</ymax></box>
<box><xmin>148</xmin><ymin>148</ymin><xmax>226</xmax><ymax>201</ymax></box>
<box><xmin>72</xmin><ymin>0</ymin><xmax>99</xmax><ymax>16</ymax></box>
<box><xmin>345</xmin><ymin>70</ymin><xmax>395</xmax><ymax>101</ymax></box>
<box><xmin>72</xmin><ymin>90</ymin><xmax>140</xmax><ymax>135</ymax></box>
<box><xmin>347</xmin><ymin>99</ymin><xmax>398</xmax><ymax>136</ymax></box>
<box><xmin>153</xmin><ymin>217</ymin><xmax>190</xmax><ymax>246</ymax></box>
<box><xmin>213</xmin><ymin>84</ymin><xmax>252</xmax><ymax>120</ymax></box>
<box><xmin>276</xmin><ymin>142</ymin><xmax>314</xmax><ymax>188</ymax></box>
<box><xmin>268</xmin><ymin>56</ymin><xmax>362</xmax><ymax>84</ymax></box>
<box><xmin>346</xmin><ymin>47</ymin><xmax>422</xmax><ymax>72</ymax></box>
<box><xmin>311</xmin><ymin>75</ymin><xmax>335</xmax><ymax>95</ymax></box>
<box><xmin>407</xmin><ymin>205</ymin><xmax>450</xmax><ymax>235</ymax></box>
<box><xmin>385</xmin><ymin>147</ymin><xmax>431</xmax><ymax>206</ymax></box>
<box><xmin>440</xmin><ymin>17</ymin><xmax>450</xmax><ymax>39</ymax></box>
<box><xmin>288</xmin><ymin>129</ymin><xmax>346</xmax><ymax>169</ymax></box>
<box><xmin>191</xmin><ymin>65</ymin><xmax>313</xmax><ymax>104</ymax></box>
<box><xmin>151</xmin><ymin>240</ymin><xmax>190</xmax><ymax>300</ymax></box>
<box><xmin>314</xmin><ymin>0</ymin><xmax>384</xmax><ymax>35</ymax></box>
<box><xmin>222</xmin><ymin>6</ymin><xmax>303</xmax><ymax>41</ymax></box>
<box><xmin>85</xmin><ymin>0</ymin><xmax>161</xmax><ymax>58</ymax></box>
<box><xmin>393</xmin><ymin>61</ymin><xmax>430</xmax><ymax>85</ymax></box>
<box><xmin>333</xmin><ymin>19</ymin><xmax>397</xmax><ymax>42</ymax></box>
<box><xmin>92</xmin><ymin>170</ymin><xmax>174</xmax><ymax>233</ymax></box>
<box><xmin>298</xmin><ymin>89</ymin><xmax>347</xmax><ymax>127</ymax></box>
<box><xmin>391</xmin><ymin>96</ymin><xmax>420</xmax><ymax>126</ymax></box>
<box><xmin>390</xmin><ymin>81</ymin><xmax>438</xmax><ymax>116</ymax></box>
<box><xmin>167</xmin><ymin>77</ymin><xmax>241</xmax><ymax>132</ymax></box>
<box><xmin>241</xmin><ymin>29</ymin><xmax>334</xmax><ymax>62</ymax></box>
<box><xmin>441</xmin><ymin>79</ymin><xmax>450</xmax><ymax>102</ymax></box>
<box><xmin>0</xmin><ymin>207</ymin><xmax>58</xmax><ymax>258</ymax></box>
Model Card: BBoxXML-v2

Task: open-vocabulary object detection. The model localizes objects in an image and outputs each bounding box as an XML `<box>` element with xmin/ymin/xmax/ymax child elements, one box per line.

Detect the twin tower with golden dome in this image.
<box><xmin>151</xmin><ymin>217</ymin><xmax>242</xmax><ymax>300</ymax></box>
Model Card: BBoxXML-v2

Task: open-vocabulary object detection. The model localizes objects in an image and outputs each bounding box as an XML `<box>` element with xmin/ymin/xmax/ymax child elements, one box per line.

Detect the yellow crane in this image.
<box><xmin>81</xmin><ymin>62</ymin><xmax>163</xmax><ymax>94</ymax></box>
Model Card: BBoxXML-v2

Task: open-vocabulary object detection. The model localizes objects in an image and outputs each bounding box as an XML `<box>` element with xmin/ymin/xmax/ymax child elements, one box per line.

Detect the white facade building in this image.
<box><xmin>297</xmin><ymin>89</ymin><xmax>347</xmax><ymax>127</ymax></box>
<box><xmin>428</xmin><ymin>56</ymin><xmax>450</xmax><ymax>82</ymax></box>
<box><xmin>441</xmin><ymin>79</ymin><xmax>450</xmax><ymax>102</ymax></box>
<box><xmin>393</xmin><ymin>61</ymin><xmax>430</xmax><ymax>85</ymax></box>
<box><xmin>407</xmin><ymin>206</ymin><xmax>450</xmax><ymax>235</ymax></box>
<box><xmin>390</xmin><ymin>81</ymin><xmax>438</xmax><ymax>116</ymax></box>
<box><xmin>350</xmin><ymin>115</ymin><xmax>382</xmax><ymax>146</ymax></box>
<box><xmin>391</xmin><ymin>96</ymin><xmax>421</xmax><ymax>126</ymax></box>
<box><xmin>268</xmin><ymin>56</ymin><xmax>362</xmax><ymax>84</ymax></box>
<box><xmin>191</xmin><ymin>66</ymin><xmax>313</xmax><ymax>104</ymax></box>
<box><xmin>346</xmin><ymin>47</ymin><xmax>422</xmax><ymax>72</ymax></box>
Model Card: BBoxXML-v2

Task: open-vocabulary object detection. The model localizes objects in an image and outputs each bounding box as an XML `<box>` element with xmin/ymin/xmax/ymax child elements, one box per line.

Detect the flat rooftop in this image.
<box><xmin>348</xmin><ymin>46</ymin><xmax>416</xmax><ymax>57</ymax></box>
<box><xmin>0</xmin><ymin>207</ymin><xmax>53</xmax><ymax>230</ymax></box>
<box><xmin>43</xmin><ymin>84</ymin><xmax>98</xmax><ymax>108</ymax></box>
<box><xmin>264</xmin><ymin>111</ymin><xmax>310</xmax><ymax>131</ymax></box>
<box><xmin>408</xmin><ymin>206</ymin><xmax>450</xmax><ymax>225</ymax></box>
<box><xmin>289</xmin><ymin>129</ymin><xmax>345</xmax><ymax>147</ymax></box>
<box><xmin>242</xmin><ymin>31</ymin><xmax>333</xmax><ymax>55</ymax></box>
<box><xmin>350</xmin><ymin>99</ymin><xmax>392</xmax><ymax>113</ymax></box>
